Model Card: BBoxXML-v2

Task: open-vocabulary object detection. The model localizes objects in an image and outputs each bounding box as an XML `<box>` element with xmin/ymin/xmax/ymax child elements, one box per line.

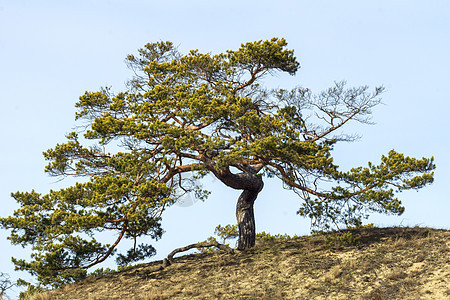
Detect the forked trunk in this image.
<box><xmin>236</xmin><ymin>188</ymin><xmax>261</xmax><ymax>250</ymax></box>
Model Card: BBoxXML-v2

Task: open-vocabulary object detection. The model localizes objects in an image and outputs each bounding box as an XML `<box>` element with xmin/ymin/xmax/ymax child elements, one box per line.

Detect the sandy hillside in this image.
<box><xmin>27</xmin><ymin>227</ymin><xmax>450</xmax><ymax>300</ymax></box>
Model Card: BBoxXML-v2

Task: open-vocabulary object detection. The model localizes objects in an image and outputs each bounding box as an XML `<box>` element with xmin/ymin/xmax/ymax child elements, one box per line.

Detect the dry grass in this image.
<box><xmin>26</xmin><ymin>226</ymin><xmax>450</xmax><ymax>300</ymax></box>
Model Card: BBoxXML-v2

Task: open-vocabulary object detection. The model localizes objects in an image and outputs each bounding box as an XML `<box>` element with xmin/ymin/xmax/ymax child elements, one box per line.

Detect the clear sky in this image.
<box><xmin>1</xmin><ymin>0</ymin><xmax>449</xmax><ymax>297</ymax></box>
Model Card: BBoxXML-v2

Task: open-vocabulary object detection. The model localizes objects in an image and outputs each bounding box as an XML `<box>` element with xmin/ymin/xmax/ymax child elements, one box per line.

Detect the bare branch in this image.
<box><xmin>166</xmin><ymin>240</ymin><xmax>234</xmax><ymax>264</ymax></box>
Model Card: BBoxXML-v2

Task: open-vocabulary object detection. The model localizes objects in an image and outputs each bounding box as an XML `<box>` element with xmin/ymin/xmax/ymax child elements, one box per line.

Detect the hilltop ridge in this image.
<box><xmin>27</xmin><ymin>227</ymin><xmax>450</xmax><ymax>299</ymax></box>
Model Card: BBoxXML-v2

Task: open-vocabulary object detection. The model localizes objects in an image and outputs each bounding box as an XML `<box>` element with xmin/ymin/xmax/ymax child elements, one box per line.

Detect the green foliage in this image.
<box><xmin>116</xmin><ymin>244</ymin><xmax>156</xmax><ymax>266</ymax></box>
<box><xmin>88</xmin><ymin>267</ymin><xmax>116</xmax><ymax>277</ymax></box>
<box><xmin>116</xmin><ymin>265</ymin><xmax>134</xmax><ymax>272</ymax></box>
<box><xmin>0</xmin><ymin>38</ymin><xmax>435</xmax><ymax>288</ymax></box>
<box><xmin>197</xmin><ymin>224</ymin><xmax>239</xmax><ymax>252</ymax></box>
<box><xmin>316</xmin><ymin>223</ymin><xmax>375</xmax><ymax>248</ymax></box>
<box><xmin>197</xmin><ymin>236</ymin><xmax>221</xmax><ymax>253</ymax></box>
<box><xmin>208</xmin><ymin>224</ymin><xmax>296</xmax><ymax>248</ymax></box>
<box><xmin>297</xmin><ymin>148</ymin><xmax>435</xmax><ymax>230</ymax></box>
<box><xmin>324</xmin><ymin>231</ymin><xmax>361</xmax><ymax>248</ymax></box>
<box><xmin>214</xmin><ymin>224</ymin><xmax>239</xmax><ymax>244</ymax></box>
<box><xmin>348</xmin><ymin>223</ymin><xmax>374</xmax><ymax>229</ymax></box>
<box><xmin>18</xmin><ymin>283</ymin><xmax>48</xmax><ymax>300</ymax></box>
<box><xmin>255</xmin><ymin>231</ymin><xmax>295</xmax><ymax>242</ymax></box>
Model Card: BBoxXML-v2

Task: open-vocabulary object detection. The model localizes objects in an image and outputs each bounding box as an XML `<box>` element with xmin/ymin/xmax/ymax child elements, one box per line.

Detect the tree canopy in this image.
<box><xmin>1</xmin><ymin>38</ymin><xmax>435</xmax><ymax>287</ymax></box>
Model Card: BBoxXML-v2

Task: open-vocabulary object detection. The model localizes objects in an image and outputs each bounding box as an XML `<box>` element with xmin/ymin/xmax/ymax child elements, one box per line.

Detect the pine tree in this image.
<box><xmin>1</xmin><ymin>38</ymin><xmax>434</xmax><ymax>287</ymax></box>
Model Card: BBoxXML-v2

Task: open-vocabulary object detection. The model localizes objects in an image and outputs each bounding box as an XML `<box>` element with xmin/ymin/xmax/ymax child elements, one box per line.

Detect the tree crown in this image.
<box><xmin>1</xmin><ymin>38</ymin><xmax>434</xmax><ymax>287</ymax></box>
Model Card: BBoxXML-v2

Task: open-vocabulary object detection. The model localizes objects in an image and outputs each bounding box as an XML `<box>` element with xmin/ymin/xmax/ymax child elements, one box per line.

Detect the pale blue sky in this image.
<box><xmin>1</xmin><ymin>0</ymin><xmax>449</xmax><ymax>296</ymax></box>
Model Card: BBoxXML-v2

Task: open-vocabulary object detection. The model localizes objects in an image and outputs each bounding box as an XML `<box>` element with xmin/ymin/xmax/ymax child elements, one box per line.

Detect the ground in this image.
<box><xmin>26</xmin><ymin>227</ymin><xmax>450</xmax><ymax>300</ymax></box>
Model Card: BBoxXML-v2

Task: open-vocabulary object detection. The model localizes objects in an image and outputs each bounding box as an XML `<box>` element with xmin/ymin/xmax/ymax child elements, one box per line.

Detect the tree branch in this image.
<box><xmin>166</xmin><ymin>240</ymin><xmax>234</xmax><ymax>264</ymax></box>
<box><xmin>82</xmin><ymin>219</ymin><xmax>129</xmax><ymax>269</ymax></box>
<box><xmin>233</xmin><ymin>67</ymin><xmax>266</xmax><ymax>94</ymax></box>
<box><xmin>268</xmin><ymin>162</ymin><xmax>330</xmax><ymax>198</ymax></box>
<box><xmin>160</xmin><ymin>163</ymin><xmax>205</xmax><ymax>183</ymax></box>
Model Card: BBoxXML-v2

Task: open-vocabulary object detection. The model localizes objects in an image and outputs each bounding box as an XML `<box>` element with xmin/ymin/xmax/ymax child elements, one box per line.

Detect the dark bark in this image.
<box><xmin>207</xmin><ymin>165</ymin><xmax>264</xmax><ymax>250</ymax></box>
<box><xmin>140</xmin><ymin>241</ymin><xmax>234</xmax><ymax>275</ymax></box>
<box><xmin>166</xmin><ymin>240</ymin><xmax>234</xmax><ymax>264</ymax></box>
<box><xmin>236</xmin><ymin>179</ymin><xmax>263</xmax><ymax>250</ymax></box>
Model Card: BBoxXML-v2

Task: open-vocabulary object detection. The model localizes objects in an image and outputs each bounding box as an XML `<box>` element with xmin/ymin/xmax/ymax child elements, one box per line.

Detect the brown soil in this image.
<box><xmin>28</xmin><ymin>227</ymin><xmax>450</xmax><ymax>300</ymax></box>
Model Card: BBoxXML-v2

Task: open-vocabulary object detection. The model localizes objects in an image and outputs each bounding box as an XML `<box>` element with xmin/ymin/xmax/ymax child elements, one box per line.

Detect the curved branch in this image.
<box><xmin>138</xmin><ymin>240</ymin><xmax>234</xmax><ymax>275</ymax></box>
<box><xmin>207</xmin><ymin>165</ymin><xmax>263</xmax><ymax>191</ymax></box>
<box><xmin>268</xmin><ymin>162</ymin><xmax>329</xmax><ymax>198</ymax></box>
<box><xmin>166</xmin><ymin>240</ymin><xmax>234</xmax><ymax>264</ymax></box>
<box><xmin>233</xmin><ymin>67</ymin><xmax>266</xmax><ymax>94</ymax></box>
<box><xmin>82</xmin><ymin>219</ymin><xmax>129</xmax><ymax>269</ymax></box>
<box><xmin>160</xmin><ymin>163</ymin><xmax>205</xmax><ymax>183</ymax></box>
<box><xmin>269</xmin><ymin>161</ymin><xmax>382</xmax><ymax>201</ymax></box>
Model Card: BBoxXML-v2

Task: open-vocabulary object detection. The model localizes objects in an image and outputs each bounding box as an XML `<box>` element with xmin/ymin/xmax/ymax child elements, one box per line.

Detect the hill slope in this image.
<box><xmin>30</xmin><ymin>227</ymin><xmax>449</xmax><ymax>299</ymax></box>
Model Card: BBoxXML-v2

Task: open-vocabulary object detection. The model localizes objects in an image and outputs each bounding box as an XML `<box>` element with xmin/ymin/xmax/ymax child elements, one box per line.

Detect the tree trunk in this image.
<box><xmin>207</xmin><ymin>165</ymin><xmax>264</xmax><ymax>250</ymax></box>
<box><xmin>236</xmin><ymin>184</ymin><xmax>263</xmax><ymax>250</ymax></box>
